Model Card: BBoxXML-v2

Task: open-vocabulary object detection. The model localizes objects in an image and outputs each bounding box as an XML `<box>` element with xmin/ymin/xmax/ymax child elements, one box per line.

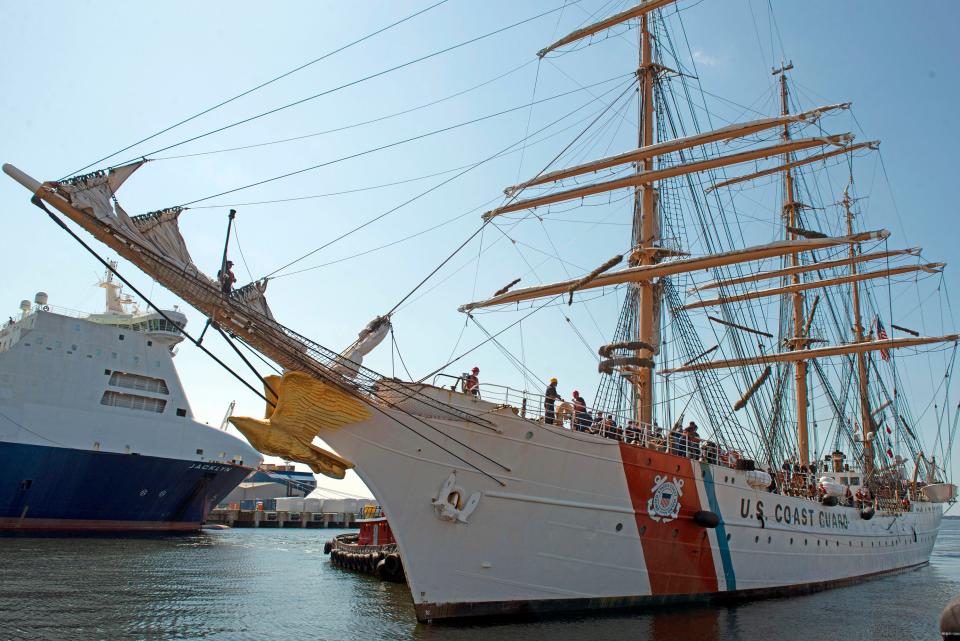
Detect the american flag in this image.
<box><xmin>876</xmin><ymin>317</ymin><xmax>890</xmax><ymax>362</ymax></box>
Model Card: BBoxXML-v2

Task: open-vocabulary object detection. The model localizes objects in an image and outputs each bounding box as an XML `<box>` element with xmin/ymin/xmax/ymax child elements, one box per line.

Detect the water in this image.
<box><xmin>2</xmin><ymin>521</ymin><xmax>958</xmax><ymax>641</ymax></box>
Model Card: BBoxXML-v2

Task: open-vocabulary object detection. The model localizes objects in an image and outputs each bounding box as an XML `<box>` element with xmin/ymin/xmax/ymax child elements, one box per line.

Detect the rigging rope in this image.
<box><xmin>63</xmin><ymin>0</ymin><xmax>452</xmax><ymax>177</ymax></box>
<box><xmin>178</xmin><ymin>75</ymin><xmax>632</xmax><ymax>207</ymax></box>
<box><xmin>261</xmin><ymin>78</ymin><xmax>634</xmax><ymax>282</ymax></box>
<box><xmin>98</xmin><ymin>2</ymin><xmax>584</xmax><ymax>172</ymax></box>
<box><xmin>385</xmin><ymin>77</ymin><xmax>640</xmax><ymax>316</ymax></box>
<box><xmin>34</xmin><ymin>200</ymin><xmax>274</xmax><ymax>408</ymax></box>
<box><xmin>153</xmin><ymin>59</ymin><xmax>538</xmax><ymax>161</ymax></box>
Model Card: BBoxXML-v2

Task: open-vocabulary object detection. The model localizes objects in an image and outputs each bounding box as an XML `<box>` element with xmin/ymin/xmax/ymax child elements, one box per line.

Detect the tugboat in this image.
<box><xmin>325</xmin><ymin>506</ymin><xmax>405</xmax><ymax>583</ymax></box>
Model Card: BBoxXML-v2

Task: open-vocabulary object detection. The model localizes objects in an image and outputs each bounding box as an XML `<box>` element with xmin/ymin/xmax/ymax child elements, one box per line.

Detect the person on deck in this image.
<box><xmin>544</xmin><ymin>378</ymin><xmax>561</xmax><ymax>425</ymax></box>
<box><xmin>670</xmin><ymin>421</ymin><xmax>685</xmax><ymax>457</ymax></box>
<box><xmin>464</xmin><ymin>367</ymin><xmax>480</xmax><ymax>397</ymax></box>
<box><xmin>572</xmin><ymin>390</ymin><xmax>590</xmax><ymax>431</ymax></box>
<box><xmin>684</xmin><ymin>421</ymin><xmax>700</xmax><ymax>459</ymax></box>
<box><xmin>218</xmin><ymin>260</ymin><xmax>237</xmax><ymax>294</ymax></box>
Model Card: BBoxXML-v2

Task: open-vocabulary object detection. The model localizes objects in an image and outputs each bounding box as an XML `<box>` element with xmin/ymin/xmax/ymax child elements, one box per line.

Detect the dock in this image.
<box><xmin>205</xmin><ymin>508</ymin><xmax>360</xmax><ymax>529</ymax></box>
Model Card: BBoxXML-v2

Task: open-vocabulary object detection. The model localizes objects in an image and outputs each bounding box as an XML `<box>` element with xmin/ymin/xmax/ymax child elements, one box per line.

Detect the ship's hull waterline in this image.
<box><xmin>0</xmin><ymin>441</ymin><xmax>252</xmax><ymax>533</ymax></box>
<box><xmin>318</xmin><ymin>385</ymin><xmax>941</xmax><ymax>622</ymax></box>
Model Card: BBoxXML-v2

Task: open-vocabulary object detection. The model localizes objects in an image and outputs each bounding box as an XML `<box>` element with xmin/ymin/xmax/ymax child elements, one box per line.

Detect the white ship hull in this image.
<box><xmin>318</xmin><ymin>385</ymin><xmax>941</xmax><ymax>621</ymax></box>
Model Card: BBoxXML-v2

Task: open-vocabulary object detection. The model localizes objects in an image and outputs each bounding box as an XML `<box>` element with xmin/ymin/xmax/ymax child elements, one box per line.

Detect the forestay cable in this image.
<box><xmin>64</xmin><ymin>0</ymin><xmax>453</xmax><ymax>177</ymax></box>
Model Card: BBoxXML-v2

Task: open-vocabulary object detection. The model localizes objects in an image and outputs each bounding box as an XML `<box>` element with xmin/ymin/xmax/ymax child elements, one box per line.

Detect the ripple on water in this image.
<box><xmin>1</xmin><ymin>522</ymin><xmax>959</xmax><ymax>640</ymax></box>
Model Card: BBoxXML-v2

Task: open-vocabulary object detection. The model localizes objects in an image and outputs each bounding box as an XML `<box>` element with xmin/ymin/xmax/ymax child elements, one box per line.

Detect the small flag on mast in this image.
<box><xmin>876</xmin><ymin>317</ymin><xmax>890</xmax><ymax>361</ymax></box>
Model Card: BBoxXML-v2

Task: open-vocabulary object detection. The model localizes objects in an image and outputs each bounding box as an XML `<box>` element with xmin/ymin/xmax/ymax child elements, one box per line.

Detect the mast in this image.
<box><xmin>635</xmin><ymin>13</ymin><xmax>658</xmax><ymax>427</ymax></box>
<box><xmin>775</xmin><ymin>62</ymin><xmax>811</xmax><ymax>466</ymax></box>
<box><xmin>845</xmin><ymin>187</ymin><xmax>875</xmax><ymax>475</ymax></box>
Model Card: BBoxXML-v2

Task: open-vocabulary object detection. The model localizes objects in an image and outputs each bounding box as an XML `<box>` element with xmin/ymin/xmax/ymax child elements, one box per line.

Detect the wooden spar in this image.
<box><xmin>658</xmin><ymin>334</ymin><xmax>960</xmax><ymax>375</ymax></box>
<box><xmin>775</xmin><ymin>65</ymin><xmax>810</xmax><ymax>465</ymax></box>
<box><xmin>786</xmin><ymin>226</ymin><xmax>826</xmax><ymax>239</ymax></box>
<box><xmin>458</xmin><ymin>230</ymin><xmax>889</xmax><ymax>311</ymax></box>
<box><xmin>493</xmin><ymin>278</ymin><xmax>521</xmax><ymax>296</ymax></box>
<box><xmin>680</xmin><ymin>263</ymin><xmax>945</xmax><ymax>311</ymax></box>
<box><xmin>503</xmin><ymin>104</ymin><xmax>851</xmax><ymax>196</ymax></box>
<box><xmin>705</xmin><ymin>140</ymin><xmax>880</xmax><ymax>194</ymax></box>
<box><xmin>871</xmin><ymin>399</ymin><xmax>893</xmax><ymax>417</ymax></box>
<box><xmin>802</xmin><ymin>295</ymin><xmax>820</xmax><ymax>340</ymax></box>
<box><xmin>691</xmin><ymin>247</ymin><xmax>920</xmax><ymax>292</ymax></box>
<box><xmin>892</xmin><ymin>323</ymin><xmax>920</xmax><ymax>337</ymax></box>
<box><xmin>707</xmin><ymin>315</ymin><xmax>773</xmax><ymax>338</ymax></box>
<box><xmin>734</xmin><ymin>366</ymin><xmax>772</xmax><ymax>411</ymax></box>
<box><xmin>567</xmin><ymin>254</ymin><xmax>622</xmax><ymax>304</ymax></box>
<box><xmin>683</xmin><ymin>344</ymin><xmax>718</xmax><ymax>367</ymax></box>
<box><xmin>635</xmin><ymin>12</ymin><xmax>657</xmax><ymax>428</ymax></box>
<box><xmin>482</xmin><ymin>135</ymin><xmax>852</xmax><ymax>220</ymax></box>
<box><xmin>845</xmin><ymin>187</ymin><xmax>874</xmax><ymax>475</ymax></box>
<box><xmin>537</xmin><ymin>0</ymin><xmax>679</xmax><ymax>58</ymax></box>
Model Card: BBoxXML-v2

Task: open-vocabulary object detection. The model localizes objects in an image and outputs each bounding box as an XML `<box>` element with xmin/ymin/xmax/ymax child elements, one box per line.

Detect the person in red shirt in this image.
<box><xmin>464</xmin><ymin>367</ymin><xmax>480</xmax><ymax>397</ymax></box>
<box><xmin>218</xmin><ymin>260</ymin><xmax>237</xmax><ymax>294</ymax></box>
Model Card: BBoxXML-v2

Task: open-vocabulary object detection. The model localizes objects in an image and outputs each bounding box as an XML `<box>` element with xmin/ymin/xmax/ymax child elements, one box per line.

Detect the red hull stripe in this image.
<box><xmin>0</xmin><ymin>517</ymin><xmax>201</xmax><ymax>532</ymax></box>
<box><xmin>619</xmin><ymin>444</ymin><xmax>719</xmax><ymax>595</ymax></box>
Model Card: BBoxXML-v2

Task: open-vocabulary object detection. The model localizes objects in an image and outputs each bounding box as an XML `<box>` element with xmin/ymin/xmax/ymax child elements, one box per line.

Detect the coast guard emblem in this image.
<box><xmin>647</xmin><ymin>475</ymin><xmax>684</xmax><ymax>523</ymax></box>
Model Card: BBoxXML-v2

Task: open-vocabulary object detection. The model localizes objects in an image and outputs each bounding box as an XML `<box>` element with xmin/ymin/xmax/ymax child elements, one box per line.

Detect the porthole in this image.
<box><xmin>525</xmin><ymin>431</ymin><xmax>533</xmax><ymax>440</ymax></box>
<box><xmin>726</xmin><ymin>533</ymin><xmax>731</xmax><ymax>542</ymax></box>
<box><xmin>672</xmin><ymin>529</ymin><xmax>679</xmax><ymax>538</ymax></box>
<box><xmin>755</xmin><ymin>535</ymin><xmax>759</xmax><ymax>543</ymax></box>
<box><xmin>615</xmin><ymin>523</ymin><xmax>623</xmax><ymax>532</ymax></box>
<box><xmin>767</xmin><ymin>536</ymin><xmax>771</xmax><ymax>544</ymax></box>
<box><xmin>639</xmin><ymin>526</ymin><xmax>647</xmax><ymax>536</ymax></box>
<box><xmin>790</xmin><ymin>538</ymin><xmax>794</xmax><ymax>545</ymax></box>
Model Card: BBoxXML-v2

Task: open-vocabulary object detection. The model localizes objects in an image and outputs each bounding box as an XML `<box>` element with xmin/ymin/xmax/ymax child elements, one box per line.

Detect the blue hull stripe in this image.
<box><xmin>700</xmin><ymin>462</ymin><xmax>736</xmax><ymax>591</ymax></box>
<box><xmin>0</xmin><ymin>441</ymin><xmax>250</xmax><ymax>530</ymax></box>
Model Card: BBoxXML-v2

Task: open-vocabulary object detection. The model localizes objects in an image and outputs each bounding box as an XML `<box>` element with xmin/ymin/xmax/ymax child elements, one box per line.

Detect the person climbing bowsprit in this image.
<box><xmin>217</xmin><ymin>260</ymin><xmax>237</xmax><ymax>294</ymax></box>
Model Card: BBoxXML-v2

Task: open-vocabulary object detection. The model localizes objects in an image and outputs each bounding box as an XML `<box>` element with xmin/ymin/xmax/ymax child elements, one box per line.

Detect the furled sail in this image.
<box><xmin>503</xmin><ymin>104</ymin><xmax>850</xmax><ymax>196</ymax></box>
<box><xmin>126</xmin><ymin>207</ymin><xmax>196</xmax><ymax>269</ymax></box>
<box><xmin>56</xmin><ymin>160</ymin><xmax>147</xmax><ymax>223</ymax></box>
<box><xmin>538</xmin><ymin>0</ymin><xmax>679</xmax><ymax>58</ymax></box>
<box><xmin>459</xmin><ymin>230</ymin><xmax>888</xmax><ymax>311</ymax></box>
<box><xmin>691</xmin><ymin>247</ymin><xmax>920</xmax><ymax>293</ymax></box>
<box><xmin>484</xmin><ymin>135</ymin><xmax>852</xmax><ymax>220</ymax></box>
<box><xmin>232</xmin><ymin>280</ymin><xmax>276</xmax><ymax>321</ymax></box>
<box><xmin>333</xmin><ymin>315</ymin><xmax>392</xmax><ymax>378</ymax></box>
<box><xmin>705</xmin><ymin>140</ymin><xmax>880</xmax><ymax>194</ymax></box>
<box><xmin>680</xmin><ymin>263</ymin><xmax>944</xmax><ymax>311</ymax></box>
<box><xmin>659</xmin><ymin>335</ymin><xmax>960</xmax><ymax>375</ymax></box>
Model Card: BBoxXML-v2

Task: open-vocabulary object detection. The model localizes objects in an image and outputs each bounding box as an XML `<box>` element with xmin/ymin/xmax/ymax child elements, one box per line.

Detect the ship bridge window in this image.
<box><xmin>109</xmin><ymin>371</ymin><xmax>169</xmax><ymax>395</ymax></box>
<box><xmin>101</xmin><ymin>390</ymin><xmax>166</xmax><ymax>413</ymax></box>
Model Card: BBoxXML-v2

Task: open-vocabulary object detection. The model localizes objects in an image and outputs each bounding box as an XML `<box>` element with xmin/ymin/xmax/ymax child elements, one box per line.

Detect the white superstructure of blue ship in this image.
<box><xmin>0</xmin><ymin>271</ymin><xmax>261</xmax><ymax>532</ymax></box>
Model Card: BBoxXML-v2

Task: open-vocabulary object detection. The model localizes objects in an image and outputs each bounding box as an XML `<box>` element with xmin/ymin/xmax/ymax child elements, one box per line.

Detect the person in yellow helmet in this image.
<box><xmin>544</xmin><ymin>377</ymin><xmax>561</xmax><ymax>425</ymax></box>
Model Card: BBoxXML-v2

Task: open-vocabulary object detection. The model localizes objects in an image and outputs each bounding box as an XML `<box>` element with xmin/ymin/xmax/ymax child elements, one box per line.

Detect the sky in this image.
<box><xmin>2</xmin><ymin>0</ymin><xmax>959</xmax><ymax>498</ymax></box>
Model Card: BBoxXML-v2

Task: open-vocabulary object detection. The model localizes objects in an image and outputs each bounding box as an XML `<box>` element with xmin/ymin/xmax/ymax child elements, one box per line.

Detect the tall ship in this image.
<box><xmin>4</xmin><ymin>0</ymin><xmax>957</xmax><ymax>619</ymax></box>
<box><xmin>0</xmin><ymin>273</ymin><xmax>261</xmax><ymax>532</ymax></box>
